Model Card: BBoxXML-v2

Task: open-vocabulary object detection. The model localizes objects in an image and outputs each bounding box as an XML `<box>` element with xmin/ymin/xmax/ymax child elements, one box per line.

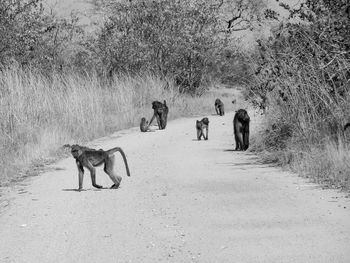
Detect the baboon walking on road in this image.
<box><xmin>149</xmin><ymin>100</ymin><xmax>169</xmax><ymax>130</ymax></box>
<box><xmin>215</xmin><ymin>99</ymin><xmax>225</xmax><ymax>116</ymax></box>
<box><xmin>64</xmin><ymin>144</ymin><xmax>131</xmax><ymax>191</ymax></box>
<box><xmin>196</xmin><ymin>117</ymin><xmax>209</xmax><ymax>140</ymax></box>
<box><xmin>233</xmin><ymin>109</ymin><xmax>250</xmax><ymax>151</ymax></box>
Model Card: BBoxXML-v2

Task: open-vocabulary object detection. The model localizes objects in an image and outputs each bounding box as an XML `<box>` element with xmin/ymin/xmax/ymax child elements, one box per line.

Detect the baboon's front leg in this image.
<box><xmin>76</xmin><ymin>161</ymin><xmax>85</xmax><ymax>191</ymax></box>
<box><xmin>197</xmin><ymin>129</ymin><xmax>201</xmax><ymax>140</ymax></box>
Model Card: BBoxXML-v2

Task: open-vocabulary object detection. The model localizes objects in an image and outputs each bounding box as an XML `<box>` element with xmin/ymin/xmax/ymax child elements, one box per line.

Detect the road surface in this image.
<box><xmin>0</xmin><ymin>112</ymin><xmax>349</xmax><ymax>262</ymax></box>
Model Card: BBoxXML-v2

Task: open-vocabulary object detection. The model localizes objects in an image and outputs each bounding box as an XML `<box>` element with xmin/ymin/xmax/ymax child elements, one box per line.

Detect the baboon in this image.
<box><xmin>232</xmin><ymin>99</ymin><xmax>236</xmax><ymax>104</ymax></box>
<box><xmin>196</xmin><ymin>117</ymin><xmax>209</xmax><ymax>140</ymax></box>
<box><xmin>64</xmin><ymin>144</ymin><xmax>131</xmax><ymax>191</ymax></box>
<box><xmin>215</xmin><ymin>98</ymin><xmax>225</xmax><ymax>116</ymax></box>
<box><xmin>233</xmin><ymin>109</ymin><xmax>250</xmax><ymax>151</ymax></box>
<box><xmin>345</xmin><ymin>123</ymin><xmax>350</xmax><ymax>131</ymax></box>
<box><xmin>149</xmin><ymin>100</ymin><xmax>169</xmax><ymax>130</ymax></box>
<box><xmin>140</xmin><ymin>117</ymin><xmax>154</xmax><ymax>132</ymax></box>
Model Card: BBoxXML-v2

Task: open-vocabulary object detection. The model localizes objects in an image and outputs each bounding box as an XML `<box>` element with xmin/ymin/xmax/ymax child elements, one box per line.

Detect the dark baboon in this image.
<box><xmin>345</xmin><ymin>123</ymin><xmax>350</xmax><ymax>131</ymax></box>
<box><xmin>233</xmin><ymin>109</ymin><xmax>250</xmax><ymax>151</ymax></box>
<box><xmin>196</xmin><ymin>117</ymin><xmax>209</xmax><ymax>140</ymax></box>
<box><xmin>215</xmin><ymin>98</ymin><xmax>225</xmax><ymax>116</ymax></box>
<box><xmin>149</xmin><ymin>100</ymin><xmax>169</xmax><ymax>130</ymax></box>
<box><xmin>64</xmin><ymin>144</ymin><xmax>131</xmax><ymax>191</ymax></box>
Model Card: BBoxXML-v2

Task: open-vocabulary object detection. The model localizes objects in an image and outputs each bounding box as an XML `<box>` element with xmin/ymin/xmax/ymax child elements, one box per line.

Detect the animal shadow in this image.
<box><xmin>62</xmin><ymin>186</ymin><xmax>122</xmax><ymax>192</ymax></box>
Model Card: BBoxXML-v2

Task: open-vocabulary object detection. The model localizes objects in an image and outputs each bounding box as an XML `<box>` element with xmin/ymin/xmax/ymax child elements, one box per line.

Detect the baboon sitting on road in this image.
<box><xmin>64</xmin><ymin>144</ymin><xmax>131</xmax><ymax>191</ymax></box>
<box><xmin>196</xmin><ymin>117</ymin><xmax>209</xmax><ymax>140</ymax></box>
<box><xmin>149</xmin><ymin>100</ymin><xmax>169</xmax><ymax>130</ymax></box>
<box><xmin>140</xmin><ymin>117</ymin><xmax>154</xmax><ymax>132</ymax></box>
<box><xmin>233</xmin><ymin>109</ymin><xmax>250</xmax><ymax>151</ymax></box>
<box><xmin>215</xmin><ymin>98</ymin><xmax>225</xmax><ymax>116</ymax></box>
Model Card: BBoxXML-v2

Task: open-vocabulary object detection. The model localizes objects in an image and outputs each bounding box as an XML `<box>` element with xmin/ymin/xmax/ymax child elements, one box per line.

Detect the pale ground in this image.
<box><xmin>0</xmin><ymin>110</ymin><xmax>349</xmax><ymax>263</ymax></box>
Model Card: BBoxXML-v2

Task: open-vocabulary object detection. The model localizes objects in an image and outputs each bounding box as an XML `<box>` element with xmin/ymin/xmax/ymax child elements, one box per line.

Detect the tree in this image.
<box><xmin>0</xmin><ymin>0</ymin><xmax>83</xmax><ymax>71</ymax></box>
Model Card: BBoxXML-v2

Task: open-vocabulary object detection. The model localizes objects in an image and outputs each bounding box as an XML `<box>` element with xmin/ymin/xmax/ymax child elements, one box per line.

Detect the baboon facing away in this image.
<box><xmin>196</xmin><ymin>117</ymin><xmax>209</xmax><ymax>140</ymax></box>
<box><xmin>149</xmin><ymin>100</ymin><xmax>169</xmax><ymax>130</ymax></box>
<box><xmin>215</xmin><ymin>98</ymin><xmax>225</xmax><ymax>116</ymax></box>
<box><xmin>233</xmin><ymin>109</ymin><xmax>250</xmax><ymax>151</ymax></box>
<box><xmin>64</xmin><ymin>144</ymin><xmax>131</xmax><ymax>191</ymax></box>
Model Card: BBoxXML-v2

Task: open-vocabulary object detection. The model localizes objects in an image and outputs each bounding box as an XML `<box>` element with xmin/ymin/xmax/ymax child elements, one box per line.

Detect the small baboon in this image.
<box><xmin>232</xmin><ymin>99</ymin><xmax>236</xmax><ymax>104</ymax></box>
<box><xmin>149</xmin><ymin>100</ymin><xmax>169</xmax><ymax>130</ymax></box>
<box><xmin>64</xmin><ymin>144</ymin><xmax>131</xmax><ymax>191</ymax></box>
<box><xmin>233</xmin><ymin>109</ymin><xmax>250</xmax><ymax>151</ymax></box>
<box><xmin>215</xmin><ymin>98</ymin><xmax>225</xmax><ymax>116</ymax></box>
<box><xmin>196</xmin><ymin>117</ymin><xmax>209</xmax><ymax>140</ymax></box>
<box><xmin>345</xmin><ymin>123</ymin><xmax>350</xmax><ymax>131</ymax></box>
<box><xmin>140</xmin><ymin>117</ymin><xmax>154</xmax><ymax>132</ymax></box>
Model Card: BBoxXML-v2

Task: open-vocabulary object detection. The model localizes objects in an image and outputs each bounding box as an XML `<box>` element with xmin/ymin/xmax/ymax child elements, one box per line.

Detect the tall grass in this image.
<box><xmin>248</xmin><ymin>47</ymin><xmax>350</xmax><ymax>190</ymax></box>
<box><xmin>0</xmin><ymin>67</ymin><xmax>230</xmax><ymax>185</ymax></box>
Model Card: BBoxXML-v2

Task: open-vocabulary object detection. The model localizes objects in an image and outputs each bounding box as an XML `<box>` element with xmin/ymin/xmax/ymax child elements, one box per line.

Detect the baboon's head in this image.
<box><xmin>70</xmin><ymin>144</ymin><xmax>83</xmax><ymax>158</ymax></box>
<box><xmin>152</xmin><ymin>101</ymin><xmax>163</xmax><ymax>110</ymax></box>
<box><xmin>236</xmin><ymin>109</ymin><xmax>250</xmax><ymax>123</ymax></box>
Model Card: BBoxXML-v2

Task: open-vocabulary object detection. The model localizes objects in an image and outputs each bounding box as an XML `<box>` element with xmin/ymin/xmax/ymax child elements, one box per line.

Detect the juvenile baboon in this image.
<box><xmin>215</xmin><ymin>98</ymin><xmax>225</xmax><ymax>116</ymax></box>
<box><xmin>64</xmin><ymin>144</ymin><xmax>131</xmax><ymax>191</ymax></box>
<box><xmin>345</xmin><ymin>123</ymin><xmax>350</xmax><ymax>131</ymax></box>
<box><xmin>196</xmin><ymin>117</ymin><xmax>209</xmax><ymax>140</ymax></box>
<box><xmin>149</xmin><ymin>100</ymin><xmax>169</xmax><ymax>130</ymax></box>
<box><xmin>233</xmin><ymin>109</ymin><xmax>250</xmax><ymax>151</ymax></box>
<box><xmin>140</xmin><ymin>117</ymin><xmax>154</xmax><ymax>132</ymax></box>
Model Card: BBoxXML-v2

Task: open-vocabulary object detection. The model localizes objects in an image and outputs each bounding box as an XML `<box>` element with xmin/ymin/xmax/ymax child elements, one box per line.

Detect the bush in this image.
<box><xmin>247</xmin><ymin>0</ymin><xmax>350</xmax><ymax>189</ymax></box>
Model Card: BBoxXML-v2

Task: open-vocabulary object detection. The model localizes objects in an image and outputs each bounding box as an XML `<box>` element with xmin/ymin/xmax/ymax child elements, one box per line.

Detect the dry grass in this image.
<box><xmin>249</xmin><ymin>87</ymin><xmax>350</xmax><ymax>190</ymax></box>
<box><xmin>0</xmin><ymin>67</ymin><xmax>234</xmax><ymax>186</ymax></box>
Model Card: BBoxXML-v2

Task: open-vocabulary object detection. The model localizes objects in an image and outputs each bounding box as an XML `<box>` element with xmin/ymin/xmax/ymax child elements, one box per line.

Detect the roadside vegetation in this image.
<box><xmin>247</xmin><ymin>0</ymin><xmax>350</xmax><ymax>190</ymax></box>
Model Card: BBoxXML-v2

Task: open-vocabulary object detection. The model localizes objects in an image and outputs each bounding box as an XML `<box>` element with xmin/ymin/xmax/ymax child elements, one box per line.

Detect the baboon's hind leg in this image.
<box><xmin>156</xmin><ymin>115</ymin><xmax>162</xmax><ymax>130</ymax></box>
<box><xmin>104</xmin><ymin>155</ymin><xmax>122</xmax><ymax>189</ymax></box>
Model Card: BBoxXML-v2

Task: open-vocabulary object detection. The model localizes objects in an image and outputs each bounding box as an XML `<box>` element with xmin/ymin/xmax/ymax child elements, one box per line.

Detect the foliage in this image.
<box><xmin>0</xmin><ymin>0</ymin><xmax>83</xmax><ymax>71</ymax></box>
<box><xmin>248</xmin><ymin>0</ymin><xmax>350</xmax><ymax>189</ymax></box>
<box><xmin>85</xmin><ymin>0</ymin><xmax>266</xmax><ymax>95</ymax></box>
<box><xmin>0</xmin><ymin>0</ymin><xmax>267</xmax><ymax>94</ymax></box>
<box><xmin>249</xmin><ymin>0</ymin><xmax>350</xmax><ymax>142</ymax></box>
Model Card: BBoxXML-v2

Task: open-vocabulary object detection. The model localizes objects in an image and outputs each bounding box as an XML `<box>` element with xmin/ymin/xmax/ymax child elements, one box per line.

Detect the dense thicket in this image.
<box><xmin>84</xmin><ymin>0</ymin><xmax>265</xmax><ymax>94</ymax></box>
<box><xmin>0</xmin><ymin>0</ymin><xmax>81</xmax><ymax>71</ymax></box>
<box><xmin>248</xmin><ymin>0</ymin><xmax>350</xmax><ymax>188</ymax></box>
<box><xmin>0</xmin><ymin>0</ymin><xmax>266</xmax><ymax>94</ymax></box>
<box><xmin>249</xmin><ymin>0</ymin><xmax>350</xmax><ymax>145</ymax></box>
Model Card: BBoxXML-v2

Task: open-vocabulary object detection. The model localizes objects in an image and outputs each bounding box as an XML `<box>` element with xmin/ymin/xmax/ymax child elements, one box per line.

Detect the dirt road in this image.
<box><xmin>0</xmin><ymin>112</ymin><xmax>349</xmax><ymax>263</ymax></box>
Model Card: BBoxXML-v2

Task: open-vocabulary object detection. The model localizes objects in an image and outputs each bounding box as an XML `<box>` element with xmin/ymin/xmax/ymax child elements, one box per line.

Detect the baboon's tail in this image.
<box><xmin>106</xmin><ymin>147</ymin><xmax>131</xmax><ymax>177</ymax></box>
<box><xmin>344</xmin><ymin>123</ymin><xmax>350</xmax><ymax>131</ymax></box>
